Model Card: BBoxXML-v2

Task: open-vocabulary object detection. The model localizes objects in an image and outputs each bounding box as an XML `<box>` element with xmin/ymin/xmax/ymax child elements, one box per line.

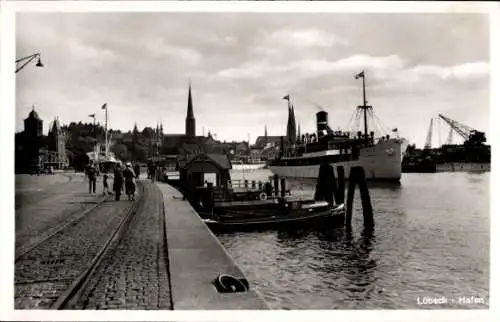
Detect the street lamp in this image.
<box><xmin>16</xmin><ymin>52</ymin><xmax>44</xmax><ymax>73</ymax></box>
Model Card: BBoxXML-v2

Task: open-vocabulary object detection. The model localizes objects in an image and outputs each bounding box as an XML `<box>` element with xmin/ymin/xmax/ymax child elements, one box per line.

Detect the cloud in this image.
<box><xmin>265</xmin><ymin>28</ymin><xmax>348</xmax><ymax>48</ymax></box>
<box><xmin>14</xmin><ymin>13</ymin><xmax>490</xmax><ymax>146</ymax></box>
<box><xmin>410</xmin><ymin>61</ymin><xmax>489</xmax><ymax>81</ymax></box>
<box><xmin>217</xmin><ymin>54</ymin><xmax>405</xmax><ymax>81</ymax></box>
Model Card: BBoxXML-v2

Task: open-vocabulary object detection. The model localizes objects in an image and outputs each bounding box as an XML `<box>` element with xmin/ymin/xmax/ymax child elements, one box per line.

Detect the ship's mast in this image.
<box><xmin>355</xmin><ymin>70</ymin><xmax>372</xmax><ymax>144</ymax></box>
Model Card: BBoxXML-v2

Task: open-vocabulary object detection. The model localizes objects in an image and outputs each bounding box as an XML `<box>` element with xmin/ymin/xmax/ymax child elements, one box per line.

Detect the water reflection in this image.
<box><xmin>313</xmin><ymin>227</ymin><xmax>378</xmax><ymax>305</ymax></box>
<box><xmin>218</xmin><ymin>171</ymin><xmax>489</xmax><ymax>309</ymax></box>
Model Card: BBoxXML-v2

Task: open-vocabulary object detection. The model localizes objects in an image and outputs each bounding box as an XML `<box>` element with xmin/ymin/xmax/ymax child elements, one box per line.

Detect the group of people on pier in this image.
<box><xmin>85</xmin><ymin>161</ymin><xmax>141</xmax><ymax>201</ymax></box>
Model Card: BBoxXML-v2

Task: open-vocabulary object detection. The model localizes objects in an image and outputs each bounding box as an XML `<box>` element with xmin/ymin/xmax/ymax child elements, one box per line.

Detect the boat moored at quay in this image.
<box><xmin>269</xmin><ymin>71</ymin><xmax>403</xmax><ymax>182</ymax></box>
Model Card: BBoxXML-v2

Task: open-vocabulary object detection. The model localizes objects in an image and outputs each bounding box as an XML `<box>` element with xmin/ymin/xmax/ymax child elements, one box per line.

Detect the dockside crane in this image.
<box><xmin>445</xmin><ymin>127</ymin><xmax>453</xmax><ymax>145</ymax></box>
<box><xmin>424</xmin><ymin>118</ymin><xmax>433</xmax><ymax>150</ymax></box>
<box><xmin>437</xmin><ymin>114</ymin><xmax>486</xmax><ymax>146</ymax></box>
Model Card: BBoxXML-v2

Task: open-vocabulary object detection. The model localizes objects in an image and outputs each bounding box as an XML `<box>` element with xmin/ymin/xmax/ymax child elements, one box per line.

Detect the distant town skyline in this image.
<box><xmin>16</xmin><ymin>12</ymin><xmax>490</xmax><ymax>148</ymax></box>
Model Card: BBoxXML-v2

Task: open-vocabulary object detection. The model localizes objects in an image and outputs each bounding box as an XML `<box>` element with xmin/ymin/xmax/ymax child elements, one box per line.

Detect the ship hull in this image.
<box><xmin>269</xmin><ymin>139</ymin><xmax>402</xmax><ymax>182</ymax></box>
<box><xmin>435</xmin><ymin>162</ymin><xmax>490</xmax><ymax>173</ymax></box>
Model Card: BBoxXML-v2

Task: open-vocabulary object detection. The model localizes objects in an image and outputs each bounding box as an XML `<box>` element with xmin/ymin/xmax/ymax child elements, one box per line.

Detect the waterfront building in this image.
<box><xmin>15</xmin><ymin>107</ymin><xmax>44</xmax><ymax>173</ymax></box>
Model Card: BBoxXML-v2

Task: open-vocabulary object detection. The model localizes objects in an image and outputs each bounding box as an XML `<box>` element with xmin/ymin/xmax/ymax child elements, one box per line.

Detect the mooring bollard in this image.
<box><xmin>345</xmin><ymin>166</ymin><xmax>374</xmax><ymax>229</ymax></box>
<box><xmin>280</xmin><ymin>178</ymin><xmax>286</xmax><ymax>198</ymax></box>
<box><xmin>251</xmin><ymin>180</ymin><xmax>256</xmax><ymax>190</ymax></box>
<box><xmin>336</xmin><ymin>166</ymin><xmax>345</xmax><ymax>205</ymax></box>
<box><xmin>273</xmin><ymin>174</ymin><xmax>279</xmax><ymax>197</ymax></box>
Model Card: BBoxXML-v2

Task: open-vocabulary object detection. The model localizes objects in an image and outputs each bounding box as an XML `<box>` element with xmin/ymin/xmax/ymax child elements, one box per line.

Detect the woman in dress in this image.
<box><xmin>123</xmin><ymin>162</ymin><xmax>136</xmax><ymax>201</ymax></box>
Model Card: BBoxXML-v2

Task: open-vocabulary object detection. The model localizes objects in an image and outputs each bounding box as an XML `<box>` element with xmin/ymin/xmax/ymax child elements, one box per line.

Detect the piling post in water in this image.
<box><xmin>357</xmin><ymin>168</ymin><xmax>374</xmax><ymax>229</ymax></box>
<box><xmin>336</xmin><ymin>166</ymin><xmax>345</xmax><ymax>205</ymax></box>
<box><xmin>273</xmin><ymin>174</ymin><xmax>279</xmax><ymax>197</ymax></box>
<box><xmin>280</xmin><ymin>178</ymin><xmax>286</xmax><ymax>198</ymax></box>
<box><xmin>264</xmin><ymin>182</ymin><xmax>272</xmax><ymax>196</ymax></box>
<box><xmin>345</xmin><ymin>166</ymin><xmax>374</xmax><ymax>229</ymax></box>
<box><xmin>345</xmin><ymin>170</ymin><xmax>356</xmax><ymax>227</ymax></box>
<box><xmin>314</xmin><ymin>163</ymin><xmax>336</xmax><ymax>205</ymax></box>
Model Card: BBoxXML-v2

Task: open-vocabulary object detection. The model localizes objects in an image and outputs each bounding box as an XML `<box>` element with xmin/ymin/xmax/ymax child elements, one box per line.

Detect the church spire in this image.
<box><xmin>187</xmin><ymin>80</ymin><xmax>194</xmax><ymax>119</ymax></box>
<box><xmin>186</xmin><ymin>80</ymin><xmax>196</xmax><ymax>137</ymax></box>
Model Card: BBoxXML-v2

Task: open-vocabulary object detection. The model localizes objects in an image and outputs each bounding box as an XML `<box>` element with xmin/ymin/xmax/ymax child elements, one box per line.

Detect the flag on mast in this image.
<box><xmin>89</xmin><ymin>113</ymin><xmax>95</xmax><ymax>118</ymax></box>
<box><xmin>282</xmin><ymin>94</ymin><xmax>290</xmax><ymax>101</ymax></box>
<box><xmin>354</xmin><ymin>71</ymin><xmax>365</xmax><ymax>79</ymax></box>
<box><xmin>101</xmin><ymin>103</ymin><xmax>107</xmax><ymax>110</ymax></box>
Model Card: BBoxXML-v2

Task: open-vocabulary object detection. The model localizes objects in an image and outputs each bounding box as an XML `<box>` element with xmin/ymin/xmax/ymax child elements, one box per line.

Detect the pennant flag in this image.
<box><xmin>392</xmin><ymin>128</ymin><xmax>398</xmax><ymax>132</ymax></box>
<box><xmin>88</xmin><ymin>113</ymin><xmax>95</xmax><ymax>118</ymax></box>
<box><xmin>354</xmin><ymin>71</ymin><xmax>365</xmax><ymax>79</ymax></box>
<box><xmin>282</xmin><ymin>94</ymin><xmax>290</xmax><ymax>101</ymax></box>
<box><xmin>101</xmin><ymin>103</ymin><xmax>107</xmax><ymax>110</ymax></box>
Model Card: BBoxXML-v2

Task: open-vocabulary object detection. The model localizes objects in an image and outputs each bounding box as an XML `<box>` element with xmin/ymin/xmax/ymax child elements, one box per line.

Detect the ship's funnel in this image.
<box><xmin>316</xmin><ymin>111</ymin><xmax>328</xmax><ymax>138</ymax></box>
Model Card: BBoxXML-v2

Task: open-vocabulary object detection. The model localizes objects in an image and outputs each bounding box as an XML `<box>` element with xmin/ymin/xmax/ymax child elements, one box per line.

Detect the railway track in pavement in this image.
<box><xmin>15</xmin><ymin>182</ymin><xmax>147</xmax><ymax>309</ymax></box>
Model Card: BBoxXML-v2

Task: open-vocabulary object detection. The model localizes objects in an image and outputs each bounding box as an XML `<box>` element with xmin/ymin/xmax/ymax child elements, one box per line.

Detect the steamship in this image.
<box><xmin>269</xmin><ymin>71</ymin><xmax>403</xmax><ymax>182</ymax></box>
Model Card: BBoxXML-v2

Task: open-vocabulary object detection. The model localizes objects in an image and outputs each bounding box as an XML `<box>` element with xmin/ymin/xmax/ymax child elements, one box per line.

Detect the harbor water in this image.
<box><xmin>217</xmin><ymin>169</ymin><xmax>490</xmax><ymax>309</ymax></box>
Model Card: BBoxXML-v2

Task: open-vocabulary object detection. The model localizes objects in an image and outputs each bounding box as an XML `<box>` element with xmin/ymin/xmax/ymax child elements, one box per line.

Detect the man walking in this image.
<box><xmin>87</xmin><ymin>162</ymin><xmax>97</xmax><ymax>194</ymax></box>
<box><xmin>134</xmin><ymin>163</ymin><xmax>141</xmax><ymax>180</ymax></box>
<box><xmin>113</xmin><ymin>163</ymin><xmax>124</xmax><ymax>201</ymax></box>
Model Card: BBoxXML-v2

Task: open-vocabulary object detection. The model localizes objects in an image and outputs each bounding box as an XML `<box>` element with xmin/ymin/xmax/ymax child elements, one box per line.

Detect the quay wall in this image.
<box><xmin>156</xmin><ymin>182</ymin><xmax>268</xmax><ymax>310</ymax></box>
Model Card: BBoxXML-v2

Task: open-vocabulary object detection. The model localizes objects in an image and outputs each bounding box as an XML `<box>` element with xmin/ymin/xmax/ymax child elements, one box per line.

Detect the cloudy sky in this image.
<box><xmin>16</xmin><ymin>12</ymin><xmax>490</xmax><ymax>147</ymax></box>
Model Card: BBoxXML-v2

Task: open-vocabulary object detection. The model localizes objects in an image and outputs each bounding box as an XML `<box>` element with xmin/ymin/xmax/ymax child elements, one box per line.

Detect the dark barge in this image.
<box><xmin>177</xmin><ymin>152</ymin><xmax>346</xmax><ymax>233</ymax></box>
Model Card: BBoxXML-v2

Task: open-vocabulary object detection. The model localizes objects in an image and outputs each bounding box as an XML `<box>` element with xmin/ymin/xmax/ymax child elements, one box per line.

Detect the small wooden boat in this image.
<box><xmin>202</xmin><ymin>201</ymin><xmax>346</xmax><ymax>233</ymax></box>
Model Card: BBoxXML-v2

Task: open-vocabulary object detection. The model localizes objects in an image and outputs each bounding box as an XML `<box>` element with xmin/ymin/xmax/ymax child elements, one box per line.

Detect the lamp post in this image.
<box><xmin>16</xmin><ymin>52</ymin><xmax>44</xmax><ymax>73</ymax></box>
<box><xmin>88</xmin><ymin>113</ymin><xmax>97</xmax><ymax>162</ymax></box>
<box><xmin>101</xmin><ymin>103</ymin><xmax>108</xmax><ymax>160</ymax></box>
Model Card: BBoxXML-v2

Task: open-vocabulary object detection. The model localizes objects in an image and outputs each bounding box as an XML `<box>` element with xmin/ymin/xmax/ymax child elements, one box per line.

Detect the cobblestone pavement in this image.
<box><xmin>15</xmin><ymin>174</ymin><xmax>109</xmax><ymax>251</ymax></box>
<box><xmin>15</xmin><ymin>184</ymin><xmax>142</xmax><ymax>309</ymax></box>
<box><xmin>71</xmin><ymin>182</ymin><xmax>172</xmax><ymax>310</ymax></box>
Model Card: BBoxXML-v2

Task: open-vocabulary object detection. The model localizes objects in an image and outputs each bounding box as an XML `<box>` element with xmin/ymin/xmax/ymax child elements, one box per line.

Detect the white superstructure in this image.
<box><xmin>269</xmin><ymin>138</ymin><xmax>402</xmax><ymax>181</ymax></box>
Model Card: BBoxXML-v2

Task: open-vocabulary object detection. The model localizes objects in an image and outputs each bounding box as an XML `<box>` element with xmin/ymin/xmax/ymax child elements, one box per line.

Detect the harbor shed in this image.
<box><xmin>179</xmin><ymin>153</ymin><xmax>232</xmax><ymax>189</ymax></box>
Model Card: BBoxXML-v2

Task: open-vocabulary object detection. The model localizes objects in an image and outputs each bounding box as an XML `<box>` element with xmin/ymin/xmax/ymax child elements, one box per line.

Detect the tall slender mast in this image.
<box><xmin>362</xmin><ymin>74</ymin><xmax>368</xmax><ymax>140</ymax></box>
<box><xmin>355</xmin><ymin>70</ymin><xmax>372</xmax><ymax>144</ymax></box>
<box><xmin>105</xmin><ymin>106</ymin><xmax>108</xmax><ymax>159</ymax></box>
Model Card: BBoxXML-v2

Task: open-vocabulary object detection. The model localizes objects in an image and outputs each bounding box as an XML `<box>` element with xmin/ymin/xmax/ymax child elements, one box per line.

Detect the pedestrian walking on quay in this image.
<box><xmin>123</xmin><ymin>162</ymin><xmax>136</xmax><ymax>201</ymax></box>
<box><xmin>87</xmin><ymin>162</ymin><xmax>97</xmax><ymax>194</ymax></box>
<box><xmin>134</xmin><ymin>163</ymin><xmax>140</xmax><ymax>180</ymax></box>
<box><xmin>113</xmin><ymin>163</ymin><xmax>124</xmax><ymax>201</ymax></box>
<box><xmin>102</xmin><ymin>171</ymin><xmax>111</xmax><ymax>196</ymax></box>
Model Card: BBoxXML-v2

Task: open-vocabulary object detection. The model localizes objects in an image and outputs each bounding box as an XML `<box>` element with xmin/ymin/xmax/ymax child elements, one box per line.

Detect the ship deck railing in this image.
<box><xmin>226</xmin><ymin>179</ymin><xmax>266</xmax><ymax>192</ymax></box>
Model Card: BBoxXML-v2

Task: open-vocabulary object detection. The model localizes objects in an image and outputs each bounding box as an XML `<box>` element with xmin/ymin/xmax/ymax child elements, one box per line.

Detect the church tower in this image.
<box><xmin>23</xmin><ymin>106</ymin><xmax>43</xmax><ymax>169</ymax></box>
<box><xmin>185</xmin><ymin>82</ymin><xmax>196</xmax><ymax>137</ymax></box>
<box><xmin>48</xmin><ymin>117</ymin><xmax>67</xmax><ymax>168</ymax></box>
<box><xmin>24</xmin><ymin>105</ymin><xmax>43</xmax><ymax>138</ymax></box>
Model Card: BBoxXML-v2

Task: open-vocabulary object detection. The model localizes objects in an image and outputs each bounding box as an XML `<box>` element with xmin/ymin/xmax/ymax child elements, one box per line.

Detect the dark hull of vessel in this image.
<box><xmin>203</xmin><ymin>203</ymin><xmax>346</xmax><ymax>233</ymax></box>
